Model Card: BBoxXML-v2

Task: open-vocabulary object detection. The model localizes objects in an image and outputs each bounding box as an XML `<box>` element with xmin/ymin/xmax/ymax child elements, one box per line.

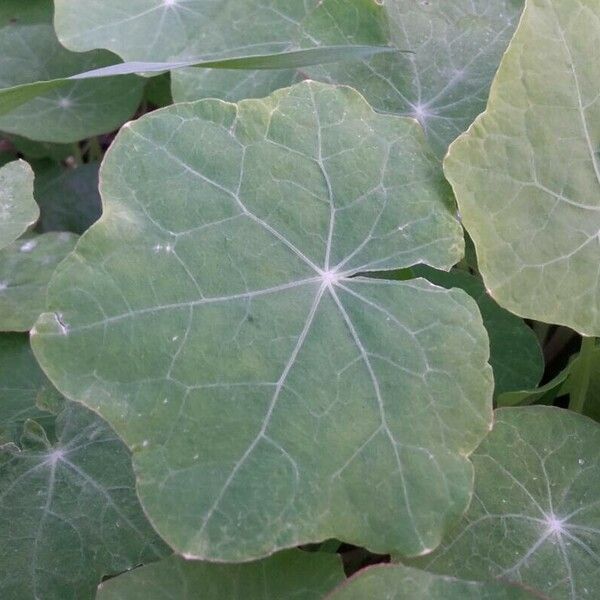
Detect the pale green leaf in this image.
<box><xmin>0</xmin><ymin>1</ymin><xmax>144</xmax><ymax>143</ymax></box>
<box><xmin>0</xmin><ymin>160</ymin><xmax>38</xmax><ymax>250</ymax></box>
<box><xmin>96</xmin><ymin>550</ymin><xmax>343</xmax><ymax>600</ymax></box>
<box><xmin>0</xmin><ymin>400</ymin><xmax>169</xmax><ymax>600</ymax></box>
<box><xmin>31</xmin><ymin>81</ymin><xmax>493</xmax><ymax>561</ymax></box>
<box><xmin>327</xmin><ymin>564</ymin><xmax>536</xmax><ymax>599</ymax></box>
<box><xmin>299</xmin><ymin>0</ymin><xmax>524</xmax><ymax>156</ymax></box>
<box><xmin>412</xmin><ymin>266</ymin><xmax>543</xmax><ymax>396</ymax></box>
<box><xmin>0</xmin><ymin>232</ymin><xmax>78</xmax><ymax>331</ymax></box>
<box><xmin>411</xmin><ymin>406</ymin><xmax>600</xmax><ymax>600</ymax></box>
<box><xmin>0</xmin><ymin>334</ymin><xmax>58</xmax><ymax>444</ymax></box>
<box><xmin>444</xmin><ymin>0</ymin><xmax>600</xmax><ymax>335</ymax></box>
<box><xmin>33</xmin><ymin>161</ymin><xmax>102</xmax><ymax>235</ymax></box>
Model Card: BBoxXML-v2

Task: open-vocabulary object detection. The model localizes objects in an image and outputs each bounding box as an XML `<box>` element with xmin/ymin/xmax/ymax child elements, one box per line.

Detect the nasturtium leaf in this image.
<box><xmin>144</xmin><ymin>74</ymin><xmax>173</xmax><ymax>109</ymax></box>
<box><xmin>0</xmin><ymin>160</ymin><xmax>38</xmax><ymax>250</ymax></box>
<box><xmin>411</xmin><ymin>406</ymin><xmax>600</xmax><ymax>600</ymax></box>
<box><xmin>300</xmin><ymin>0</ymin><xmax>524</xmax><ymax>156</ymax></box>
<box><xmin>54</xmin><ymin>0</ymin><xmax>319</xmax><ymax>103</ymax></box>
<box><xmin>32</xmin><ymin>81</ymin><xmax>493</xmax><ymax>561</ymax></box>
<box><xmin>444</xmin><ymin>0</ymin><xmax>600</xmax><ymax>335</ymax></box>
<box><xmin>0</xmin><ymin>333</ymin><xmax>58</xmax><ymax>444</ymax></box>
<box><xmin>0</xmin><ymin>232</ymin><xmax>78</xmax><ymax>331</ymax></box>
<box><xmin>326</xmin><ymin>564</ymin><xmax>536</xmax><ymax>599</ymax></box>
<box><xmin>0</xmin><ymin>1</ymin><xmax>144</xmax><ymax>143</ymax></box>
<box><xmin>412</xmin><ymin>267</ymin><xmax>543</xmax><ymax>397</ymax></box>
<box><xmin>497</xmin><ymin>365</ymin><xmax>570</xmax><ymax>409</ymax></box>
<box><xmin>96</xmin><ymin>550</ymin><xmax>344</xmax><ymax>600</ymax></box>
<box><xmin>0</xmin><ymin>400</ymin><xmax>169</xmax><ymax>600</ymax></box>
<box><xmin>33</xmin><ymin>161</ymin><xmax>102</xmax><ymax>235</ymax></box>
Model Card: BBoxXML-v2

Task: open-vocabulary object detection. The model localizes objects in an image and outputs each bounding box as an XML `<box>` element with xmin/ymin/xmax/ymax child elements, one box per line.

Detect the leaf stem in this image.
<box><xmin>568</xmin><ymin>336</ymin><xmax>596</xmax><ymax>413</ymax></box>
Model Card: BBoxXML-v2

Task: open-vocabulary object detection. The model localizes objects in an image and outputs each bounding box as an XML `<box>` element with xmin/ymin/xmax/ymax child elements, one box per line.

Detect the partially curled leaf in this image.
<box><xmin>412</xmin><ymin>407</ymin><xmax>600</xmax><ymax>600</ymax></box>
<box><xmin>32</xmin><ymin>81</ymin><xmax>492</xmax><ymax>561</ymax></box>
<box><xmin>0</xmin><ymin>160</ymin><xmax>38</xmax><ymax>250</ymax></box>
<box><xmin>96</xmin><ymin>550</ymin><xmax>344</xmax><ymax>600</ymax></box>
<box><xmin>0</xmin><ymin>401</ymin><xmax>169</xmax><ymax>600</ymax></box>
<box><xmin>327</xmin><ymin>564</ymin><xmax>536</xmax><ymax>599</ymax></box>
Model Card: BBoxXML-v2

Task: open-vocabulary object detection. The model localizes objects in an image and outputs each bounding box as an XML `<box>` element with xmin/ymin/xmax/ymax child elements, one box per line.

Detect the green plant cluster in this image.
<box><xmin>1</xmin><ymin>1</ymin><xmax>598</xmax><ymax>598</ymax></box>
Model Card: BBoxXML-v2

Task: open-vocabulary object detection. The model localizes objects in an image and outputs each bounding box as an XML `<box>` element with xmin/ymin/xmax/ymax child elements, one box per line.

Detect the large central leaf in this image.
<box><xmin>32</xmin><ymin>82</ymin><xmax>493</xmax><ymax>561</ymax></box>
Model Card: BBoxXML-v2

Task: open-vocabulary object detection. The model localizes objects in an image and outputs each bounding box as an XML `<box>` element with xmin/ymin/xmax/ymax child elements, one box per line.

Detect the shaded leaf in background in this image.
<box><xmin>411</xmin><ymin>407</ymin><xmax>600</xmax><ymax>600</ymax></box>
<box><xmin>0</xmin><ymin>1</ymin><xmax>144</xmax><ymax>143</ymax></box>
<box><xmin>444</xmin><ymin>0</ymin><xmax>600</xmax><ymax>335</ymax></box>
<box><xmin>0</xmin><ymin>232</ymin><xmax>77</xmax><ymax>331</ymax></box>
<box><xmin>32</xmin><ymin>82</ymin><xmax>493</xmax><ymax>561</ymax></box>
<box><xmin>0</xmin><ymin>400</ymin><xmax>169</xmax><ymax>600</ymax></box>
<box><xmin>7</xmin><ymin>135</ymin><xmax>73</xmax><ymax>162</ymax></box>
<box><xmin>326</xmin><ymin>564</ymin><xmax>536</xmax><ymax>599</ymax></box>
<box><xmin>144</xmin><ymin>74</ymin><xmax>173</xmax><ymax>109</ymax></box>
<box><xmin>412</xmin><ymin>266</ymin><xmax>543</xmax><ymax>397</ymax></box>
<box><xmin>0</xmin><ymin>160</ymin><xmax>38</xmax><ymax>250</ymax></box>
<box><xmin>0</xmin><ymin>333</ymin><xmax>59</xmax><ymax>444</ymax></box>
<box><xmin>33</xmin><ymin>161</ymin><xmax>102</xmax><ymax>234</ymax></box>
<box><xmin>96</xmin><ymin>550</ymin><xmax>344</xmax><ymax>600</ymax></box>
<box><xmin>300</xmin><ymin>0</ymin><xmax>524</xmax><ymax>156</ymax></box>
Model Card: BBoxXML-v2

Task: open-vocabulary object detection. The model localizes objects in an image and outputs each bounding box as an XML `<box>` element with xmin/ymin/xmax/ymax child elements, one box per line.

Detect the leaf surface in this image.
<box><xmin>32</xmin><ymin>81</ymin><xmax>493</xmax><ymax>561</ymax></box>
<box><xmin>299</xmin><ymin>0</ymin><xmax>524</xmax><ymax>156</ymax></box>
<box><xmin>0</xmin><ymin>334</ymin><xmax>58</xmax><ymax>443</ymax></box>
<box><xmin>0</xmin><ymin>1</ymin><xmax>144</xmax><ymax>143</ymax></box>
<box><xmin>444</xmin><ymin>0</ymin><xmax>600</xmax><ymax>334</ymax></box>
<box><xmin>327</xmin><ymin>564</ymin><xmax>536</xmax><ymax>599</ymax></box>
<box><xmin>0</xmin><ymin>232</ymin><xmax>78</xmax><ymax>331</ymax></box>
<box><xmin>412</xmin><ymin>406</ymin><xmax>600</xmax><ymax>600</ymax></box>
<box><xmin>0</xmin><ymin>160</ymin><xmax>38</xmax><ymax>250</ymax></box>
<box><xmin>412</xmin><ymin>266</ymin><xmax>543</xmax><ymax>396</ymax></box>
<box><xmin>96</xmin><ymin>550</ymin><xmax>343</xmax><ymax>600</ymax></box>
<box><xmin>0</xmin><ymin>400</ymin><xmax>169</xmax><ymax>600</ymax></box>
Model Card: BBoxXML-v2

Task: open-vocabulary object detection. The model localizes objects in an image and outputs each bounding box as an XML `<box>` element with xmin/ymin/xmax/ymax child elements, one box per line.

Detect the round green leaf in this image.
<box><xmin>327</xmin><ymin>564</ymin><xmax>537</xmax><ymax>599</ymax></box>
<box><xmin>300</xmin><ymin>0</ymin><xmax>524</xmax><ymax>156</ymax></box>
<box><xmin>0</xmin><ymin>1</ymin><xmax>144</xmax><ymax>143</ymax></box>
<box><xmin>96</xmin><ymin>550</ymin><xmax>343</xmax><ymax>600</ymax></box>
<box><xmin>0</xmin><ymin>232</ymin><xmax>78</xmax><ymax>332</ymax></box>
<box><xmin>0</xmin><ymin>160</ymin><xmax>38</xmax><ymax>250</ymax></box>
<box><xmin>412</xmin><ymin>406</ymin><xmax>600</xmax><ymax>600</ymax></box>
<box><xmin>0</xmin><ymin>333</ymin><xmax>58</xmax><ymax>444</ymax></box>
<box><xmin>32</xmin><ymin>81</ymin><xmax>493</xmax><ymax>561</ymax></box>
<box><xmin>0</xmin><ymin>400</ymin><xmax>169</xmax><ymax>600</ymax></box>
<box><xmin>444</xmin><ymin>0</ymin><xmax>600</xmax><ymax>335</ymax></box>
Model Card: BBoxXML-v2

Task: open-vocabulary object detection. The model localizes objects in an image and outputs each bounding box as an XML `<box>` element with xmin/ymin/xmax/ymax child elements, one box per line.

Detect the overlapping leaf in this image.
<box><xmin>54</xmin><ymin>0</ymin><xmax>319</xmax><ymax>103</ymax></box>
<box><xmin>412</xmin><ymin>267</ymin><xmax>543</xmax><ymax>396</ymax></box>
<box><xmin>32</xmin><ymin>81</ymin><xmax>493</xmax><ymax>561</ymax></box>
<box><xmin>96</xmin><ymin>550</ymin><xmax>344</xmax><ymax>600</ymax></box>
<box><xmin>0</xmin><ymin>334</ymin><xmax>59</xmax><ymax>443</ymax></box>
<box><xmin>0</xmin><ymin>399</ymin><xmax>169</xmax><ymax>600</ymax></box>
<box><xmin>412</xmin><ymin>407</ymin><xmax>600</xmax><ymax>600</ymax></box>
<box><xmin>0</xmin><ymin>160</ymin><xmax>38</xmax><ymax>250</ymax></box>
<box><xmin>0</xmin><ymin>1</ymin><xmax>144</xmax><ymax>143</ymax></box>
<box><xmin>444</xmin><ymin>0</ymin><xmax>600</xmax><ymax>334</ymax></box>
<box><xmin>327</xmin><ymin>564</ymin><xmax>536</xmax><ymax>599</ymax></box>
<box><xmin>300</xmin><ymin>0</ymin><xmax>525</xmax><ymax>156</ymax></box>
<box><xmin>0</xmin><ymin>232</ymin><xmax>77</xmax><ymax>331</ymax></box>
